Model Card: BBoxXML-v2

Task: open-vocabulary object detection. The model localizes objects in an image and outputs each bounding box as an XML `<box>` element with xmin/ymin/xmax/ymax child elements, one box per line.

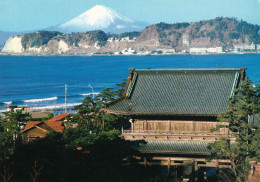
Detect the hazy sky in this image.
<box><xmin>0</xmin><ymin>0</ymin><xmax>260</xmax><ymax>32</ymax></box>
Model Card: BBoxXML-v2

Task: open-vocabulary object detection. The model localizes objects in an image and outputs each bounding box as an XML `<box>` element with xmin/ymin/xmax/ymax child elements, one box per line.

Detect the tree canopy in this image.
<box><xmin>208</xmin><ymin>78</ymin><xmax>260</xmax><ymax>182</ymax></box>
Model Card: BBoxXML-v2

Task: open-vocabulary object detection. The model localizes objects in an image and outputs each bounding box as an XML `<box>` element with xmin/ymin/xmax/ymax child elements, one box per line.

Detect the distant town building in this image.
<box><xmin>190</xmin><ymin>47</ymin><xmax>223</xmax><ymax>54</ymax></box>
<box><xmin>256</xmin><ymin>44</ymin><xmax>260</xmax><ymax>51</ymax></box>
<box><xmin>136</xmin><ymin>51</ymin><xmax>151</xmax><ymax>55</ymax></box>
<box><xmin>207</xmin><ymin>47</ymin><xmax>223</xmax><ymax>53</ymax></box>
<box><xmin>182</xmin><ymin>34</ymin><xmax>189</xmax><ymax>46</ymax></box>
<box><xmin>120</xmin><ymin>36</ymin><xmax>130</xmax><ymax>42</ymax></box>
<box><xmin>107</xmin><ymin>37</ymin><xmax>114</xmax><ymax>42</ymax></box>
<box><xmin>119</xmin><ymin>36</ymin><xmax>136</xmax><ymax>42</ymax></box>
<box><xmin>121</xmin><ymin>48</ymin><xmax>136</xmax><ymax>55</ymax></box>
<box><xmin>234</xmin><ymin>42</ymin><xmax>256</xmax><ymax>52</ymax></box>
<box><xmin>156</xmin><ymin>49</ymin><xmax>176</xmax><ymax>54</ymax></box>
<box><xmin>4</xmin><ymin>105</ymin><xmax>50</xmax><ymax>121</ymax></box>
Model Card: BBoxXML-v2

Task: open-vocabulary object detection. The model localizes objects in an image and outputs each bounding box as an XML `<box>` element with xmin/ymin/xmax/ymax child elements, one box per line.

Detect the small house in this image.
<box><xmin>21</xmin><ymin>113</ymin><xmax>68</xmax><ymax>142</ymax></box>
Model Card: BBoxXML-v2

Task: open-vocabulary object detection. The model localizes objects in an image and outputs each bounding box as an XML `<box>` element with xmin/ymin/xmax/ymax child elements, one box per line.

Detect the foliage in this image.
<box><xmin>117</xmin><ymin>31</ymin><xmax>140</xmax><ymax>39</ymax></box>
<box><xmin>41</xmin><ymin>113</ymin><xmax>54</xmax><ymax>121</ymax></box>
<box><xmin>0</xmin><ymin>130</ymin><xmax>13</xmax><ymax>161</ymax></box>
<box><xmin>1</xmin><ymin>109</ymin><xmax>31</xmax><ymax>138</ymax></box>
<box><xmin>173</xmin><ymin>22</ymin><xmax>190</xmax><ymax>29</ymax></box>
<box><xmin>229</xmin><ymin>32</ymin><xmax>240</xmax><ymax>40</ymax></box>
<box><xmin>22</xmin><ymin>31</ymin><xmax>61</xmax><ymax>48</ymax></box>
<box><xmin>156</xmin><ymin>22</ymin><xmax>173</xmax><ymax>30</ymax></box>
<box><xmin>0</xmin><ymin>79</ymin><xmax>149</xmax><ymax>181</ymax></box>
<box><xmin>0</xmin><ymin>109</ymin><xmax>31</xmax><ymax>181</ymax></box>
<box><xmin>207</xmin><ymin>31</ymin><xmax>216</xmax><ymax>40</ymax></box>
<box><xmin>208</xmin><ymin>78</ymin><xmax>260</xmax><ymax>182</ymax></box>
<box><xmin>87</xmin><ymin>30</ymin><xmax>108</xmax><ymax>46</ymax></box>
<box><xmin>0</xmin><ymin>109</ymin><xmax>31</xmax><ymax>161</ymax></box>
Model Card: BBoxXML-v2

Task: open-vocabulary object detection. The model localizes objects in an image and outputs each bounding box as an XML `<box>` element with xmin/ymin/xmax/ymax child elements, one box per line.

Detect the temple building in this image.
<box><xmin>103</xmin><ymin>68</ymin><xmax>246</xmax><ymax>181</ymax></box>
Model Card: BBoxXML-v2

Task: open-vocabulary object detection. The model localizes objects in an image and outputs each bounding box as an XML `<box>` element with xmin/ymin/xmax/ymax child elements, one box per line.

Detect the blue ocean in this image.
<box><xmin>0</xmin><ymin>54</ymin><xmax>259</xmax><ymax>113</ymax></box>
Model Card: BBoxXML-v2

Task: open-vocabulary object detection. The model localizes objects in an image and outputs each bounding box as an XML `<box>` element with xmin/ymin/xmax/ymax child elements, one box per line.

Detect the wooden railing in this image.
<box><xmin>122</xmin><ymin>130</ymin><xmax>227</xmax><ymax>136</ymax></box>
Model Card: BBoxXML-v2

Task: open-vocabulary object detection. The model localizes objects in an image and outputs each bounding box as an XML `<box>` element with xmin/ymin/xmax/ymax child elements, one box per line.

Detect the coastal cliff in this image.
<box><xmin>2</xmin><ymin>17</ymin><xmax>260</xmax><ymax>55</ymax></box>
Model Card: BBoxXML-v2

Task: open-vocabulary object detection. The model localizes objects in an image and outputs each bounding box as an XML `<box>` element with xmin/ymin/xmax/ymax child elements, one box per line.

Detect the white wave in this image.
<box><xmin>24</xmin><ymin>97</ymin><xmax>58</xmax><ymax>103</ymax></box>
<box><xmin>3</xmin><ymin>101</ymin><xmax>12</xmax><ymax>105</ymax></box>
<box><xmin>0</xmin><ymin>109</ymin><xmax>8</xmax><ymax>113</ymax></box>
<box><xmin>80</xmin><ymin>92</ymin><xmax>99</xmax><ymax>96</ymax></box>
<box><xmin>30</xmin><ymin>103</ymin><xmax>81</xmax><ymax>111</ymax></box>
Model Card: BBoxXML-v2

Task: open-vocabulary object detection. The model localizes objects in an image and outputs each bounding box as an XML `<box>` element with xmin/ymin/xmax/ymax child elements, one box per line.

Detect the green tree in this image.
<box><xmin>1</xmin><ymin>109</ymin><xmax>31</xmax><ymax>141</ymax></box>
<box><xmin>208</xmin><ymin>78</ymin><xmax>260</xmax><ymax>182</ymax></box>
<box><xmin>0</xmin><ymin>109</ymin><xmax>31</xmax><ymax>160</ymax></box>
<box><xmin>67</xmin><ymin>80</ymin><xmax>129</xmax><ymax>148</ymax></box>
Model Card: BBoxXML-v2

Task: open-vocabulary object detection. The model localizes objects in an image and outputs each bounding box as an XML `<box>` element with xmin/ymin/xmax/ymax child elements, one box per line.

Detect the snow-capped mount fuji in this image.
<box><xmin>52</xmin><ymin>5</ymin><xmax>148</xmax><ymax>33</ymax></box>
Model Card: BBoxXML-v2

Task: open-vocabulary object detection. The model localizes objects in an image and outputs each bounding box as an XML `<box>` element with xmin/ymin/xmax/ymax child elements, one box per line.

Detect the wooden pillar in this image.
<box><xmin>130</xmin><ymin>119</ymin><xmax>133</xmax><ymax>133</ymax></box>
<box><xmin>167</xmin><ymin>157</ymin><xmax>171</xmax><ymax>176</ymax></box>
<box><xmin>144</xmin><ymin>157</ymin><xmax>147</xmax><ymax>166</ymax></box>
<box><xmin>204</xmin><ymin>170</ymin><xmax>207</xmax><ymax>181</ymax></box>
<box><xmin>195</xmin><ymin>162</ymin><xmax>198</xmax><ymax>182</ymax></box>
<box><xmin>174</xmin><ymin>165</ymin><xmax>178</xmax><ymax>182</ymax></box>
<box><xmin>145</xmin><ymin>120</ymin><xmax>147</xmax><ymax>132</ymax></box>
<box><xmin>168</xmin><ymin>120</ymin><xmax>170</xmax><ymax>133</ymax></box>
<box><xmin>192</xmin><ymin>160</ymin><xmax>198</xmax><ymax>182</ymax></box>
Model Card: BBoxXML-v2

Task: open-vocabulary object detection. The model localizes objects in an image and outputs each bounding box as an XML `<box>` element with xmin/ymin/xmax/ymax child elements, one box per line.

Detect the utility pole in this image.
<box><xmin>88</xmin><ymin>84</ymin><xmax>94</xmax><ymax>99</ymax></box>
<box><xmin>54</xmin><ymin>98</ymin><xmax>56</xmax><ymax>116</ymax></box>
<box><xmin>65</xmin><ymin>84</ymin><xmax>67</xmax><ymax>113</ymax></box>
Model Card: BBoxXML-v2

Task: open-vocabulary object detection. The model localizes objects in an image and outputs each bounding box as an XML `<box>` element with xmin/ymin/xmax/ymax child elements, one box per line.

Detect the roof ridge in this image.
<box><xmin>21</xmin><ymin>121</ymin><xmax>44</xmax><ymax>133</ymax></box>
<box><xmin>134</xmin><ymin>68</ymin><xmax>241</xmax><ymax>71</ymax></box>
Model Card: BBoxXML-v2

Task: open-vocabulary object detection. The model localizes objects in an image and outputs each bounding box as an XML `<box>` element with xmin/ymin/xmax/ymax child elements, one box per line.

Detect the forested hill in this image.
<box><xmin>137</xmin><ymin>17</ymin><xmax>260</xmax><ymax>49</ymax></box>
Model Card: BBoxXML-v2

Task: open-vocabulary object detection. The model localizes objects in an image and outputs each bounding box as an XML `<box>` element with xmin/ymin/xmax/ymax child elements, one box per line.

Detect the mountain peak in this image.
<box><xmin>56</xmin><ymin>5</ymin><xmax>146</xmax><ymax>33</ymax></box>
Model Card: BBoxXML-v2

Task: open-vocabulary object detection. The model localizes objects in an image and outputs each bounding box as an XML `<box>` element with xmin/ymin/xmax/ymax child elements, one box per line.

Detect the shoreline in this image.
<box><xmin>0</xmin><ymin>52</ymin><xmax>259</xmax><ymax>57</ymax></box>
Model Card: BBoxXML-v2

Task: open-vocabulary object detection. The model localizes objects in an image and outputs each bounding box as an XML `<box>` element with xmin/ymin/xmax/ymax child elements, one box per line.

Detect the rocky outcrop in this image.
<box><xmin>1</xmin><ymin>30</ymin><xmax>107</xmax><ymax>55</ymax></box>
<box><xmin>1</xmin><ymin>36</ymin><xmax>24</xmax><ymax>53</ymax></box>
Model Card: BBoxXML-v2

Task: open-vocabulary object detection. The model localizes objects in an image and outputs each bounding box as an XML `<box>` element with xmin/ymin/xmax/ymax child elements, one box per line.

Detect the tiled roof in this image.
<box><xmin>46</xmin><ymin>113</ymin><xmax>67</xmax><ymax>133</ymax></box>
<box><xmin>36</xmin><ymin>123</ymin><xmax>55</xmax><ymax>132</ymax></box>
<box><xmin>137</xmin><ymin>141</ymin><xmax>211</xmax><ymax>155</ymax></box>
<box><xmin>45</xmin><ymin>121</ymin><xmax>65</xmax><ymax>133</ymax></box>
<box><xmin>105</xmin><ymin>68</ymin><xmax>243</xmax><ymax>115</ymax></box>
<box><xmin>48</xmin><ymin>113</ymin><xmax>69</xmax><ymax>122</ymax></box>
<box><xmin>22</xmin><ymin>121</ymin><xmax>54</xmax><ymax>133</ymax></box>
<box><xmin>22</xmin><ymin>114</ymin><xmax>66</xmax><ymax>133</ymax></box>
<box><xmin>23</xmin><ymin>121</ymin><xmax>41</xmax><ymax>131</ymax></box>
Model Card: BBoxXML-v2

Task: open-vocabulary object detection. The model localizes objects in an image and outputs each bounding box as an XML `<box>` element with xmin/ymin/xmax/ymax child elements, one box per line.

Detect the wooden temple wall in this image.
<box><xmin>132</xmin><ymin>120</ymin><xmax>224</xmax><ymax>133</ymax></box>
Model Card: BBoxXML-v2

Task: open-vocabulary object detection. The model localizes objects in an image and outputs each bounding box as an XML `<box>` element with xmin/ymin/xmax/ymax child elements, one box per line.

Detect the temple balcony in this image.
<box><xmin>121</xmin><ymin>129</ymin><xmax>235</xmax><ymax>142</ymax></box>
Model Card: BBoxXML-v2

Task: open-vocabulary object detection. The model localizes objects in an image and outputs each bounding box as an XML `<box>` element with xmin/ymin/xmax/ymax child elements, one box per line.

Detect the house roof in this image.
<box><xmin>48</xmin><ymin>113</ymin><xmax>69</xmax><ymax>122</ymax></box>
<box><xmin>23</xmin><ymin>121</ymin><xmax>41</xmax><ymax>131</ymax></box>
<box><xmin>21</xmin><ymin>113</ymin><xmax>68</xmax><ymax>133</ymax></box>
<box><xmin>45</xmin><ymin>121</ymin><xmax>65</xmax><ymax>133</ymax></box>
<box><xmin>36</xmin><ymin>123</ymin><xmax>55</xmax><ymax>132</ymax></box>
<box><xmin>21</xmin><ymin>121</ymin><xmax>55</xmax><ymax>133</ymax></box>
<box><xmin>137</xmin><ymin>141</ymin><xmax>211</xmax><ymax>155</ymax></box>
<box><xmin>104</xmin><ymin>68</ymin><xmax>245</xmax><ymax>116</ymax></box>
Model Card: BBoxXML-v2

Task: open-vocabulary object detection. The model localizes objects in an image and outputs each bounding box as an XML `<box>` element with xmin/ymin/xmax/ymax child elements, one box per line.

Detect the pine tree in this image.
<box><xmin>209</xmin><ymin>78</ymin><xmax>260</xmax><ymax>182</ymax></box>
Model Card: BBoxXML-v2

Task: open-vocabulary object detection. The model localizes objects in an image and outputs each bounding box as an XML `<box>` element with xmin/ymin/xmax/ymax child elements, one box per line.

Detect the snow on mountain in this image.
<box><xmin>54</xmin><ymin>5</ymin><xmax>147</xmax><ymax>33</ymax></box>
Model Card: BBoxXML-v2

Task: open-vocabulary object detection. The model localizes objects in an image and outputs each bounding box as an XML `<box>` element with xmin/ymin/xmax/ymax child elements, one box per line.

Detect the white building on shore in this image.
<box><xmin>234</xmin><ymin>43</ymin><xmax>256</xmax><ymax>52</ymax></box>
<box><xmin>257</xmin><ymin>44</ymin><xmax>260</xmax><ymax>51</ymax></box>
<box><xmin>121</xmin><ymin>48</ymin><xmax>136</xmax><ymax>55</ymax></box>
<box><xmin>190</xmin><ymin>47</ymin><xmax>223</xmax><ymax>54</ymax></box>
